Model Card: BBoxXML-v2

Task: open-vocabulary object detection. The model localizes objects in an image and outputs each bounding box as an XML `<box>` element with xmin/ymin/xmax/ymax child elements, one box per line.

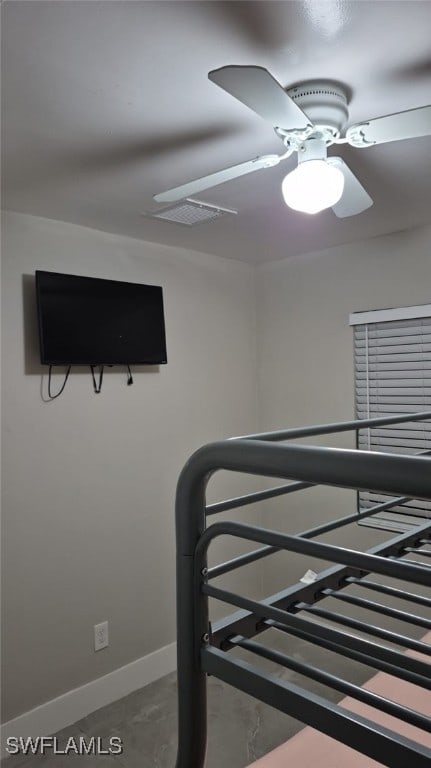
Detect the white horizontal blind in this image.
<box><xmin>354</xmin><ymin>314</ymin><xmax>431</xmax><ymax>518</ymax></box>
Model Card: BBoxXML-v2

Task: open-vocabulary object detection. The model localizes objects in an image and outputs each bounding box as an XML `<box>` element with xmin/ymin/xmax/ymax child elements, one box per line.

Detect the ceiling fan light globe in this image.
<box><xmin>281</xmin><ymin>160</ymin><xmax>344</xmax><ymax>214</ymax></box>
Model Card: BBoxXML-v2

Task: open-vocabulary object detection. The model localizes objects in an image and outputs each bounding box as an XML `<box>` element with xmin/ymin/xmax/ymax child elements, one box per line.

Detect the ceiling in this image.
<box><xmin>2</xmin><ymin>0</ymin><xmax>431</xmax><ymax>264</ymax></box>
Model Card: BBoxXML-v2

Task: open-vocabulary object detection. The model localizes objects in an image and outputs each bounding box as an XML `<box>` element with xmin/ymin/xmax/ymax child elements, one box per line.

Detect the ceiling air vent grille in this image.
<box><xmin>145</xmin><ymin>199</ymin><xmax>237</xmax><ymax>226</ymax></box>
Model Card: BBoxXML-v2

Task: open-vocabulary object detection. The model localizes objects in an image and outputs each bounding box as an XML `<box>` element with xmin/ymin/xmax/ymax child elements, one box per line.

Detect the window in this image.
<box><xmin>350</xmin><ymin>304</ymin><xmax>431</xmax><ymax>527</ymax></box>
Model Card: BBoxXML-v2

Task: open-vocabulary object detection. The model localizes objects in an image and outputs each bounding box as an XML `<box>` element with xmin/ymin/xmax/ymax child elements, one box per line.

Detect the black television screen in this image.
<box><xmin>36</xmin><ymin>271</ymin><xmax>167</xmax><ymax>365</ymax></box>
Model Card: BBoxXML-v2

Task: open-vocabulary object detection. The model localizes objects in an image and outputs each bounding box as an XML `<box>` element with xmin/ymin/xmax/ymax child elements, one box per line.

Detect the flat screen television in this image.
<box><xmin>36</xmin><ymin>271</ymin><xmax>167</xmax><ymax>366</ymax></box>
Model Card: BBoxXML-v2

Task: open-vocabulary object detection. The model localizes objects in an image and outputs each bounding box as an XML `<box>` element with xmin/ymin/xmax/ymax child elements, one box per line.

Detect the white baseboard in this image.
<box><xmin>1</xmin><ymin>642</ymin><xmax>176</xmax><ymax>757</ymax></box>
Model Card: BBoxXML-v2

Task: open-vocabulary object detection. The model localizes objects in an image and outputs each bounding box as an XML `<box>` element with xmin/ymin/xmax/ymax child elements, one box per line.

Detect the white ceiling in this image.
<box><xmin>2</xmin><ymin>0</ymin><xmax>431</xmax><ymax>264</ymax></box>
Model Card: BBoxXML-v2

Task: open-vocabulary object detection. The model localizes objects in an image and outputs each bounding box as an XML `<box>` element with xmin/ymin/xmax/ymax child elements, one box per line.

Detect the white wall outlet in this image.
<box><xmin>94</xmin><ymin>620</ymin><xmax>109</xmax><ymax>651</ymax></box>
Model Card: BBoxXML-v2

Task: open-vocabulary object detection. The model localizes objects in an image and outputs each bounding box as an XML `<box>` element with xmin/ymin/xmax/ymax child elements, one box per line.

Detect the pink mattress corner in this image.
<box><xmin>247</xmin><ymin>631</ymin><xmax>431</xmax><ymax>768</ymax></box>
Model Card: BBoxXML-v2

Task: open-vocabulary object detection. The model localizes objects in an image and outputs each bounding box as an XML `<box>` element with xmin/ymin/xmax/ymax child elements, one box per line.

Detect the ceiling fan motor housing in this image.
<box><xmin>287</xmin><ymin>81</ymin><xmax>349</xmax><ymax>134</ymax></box>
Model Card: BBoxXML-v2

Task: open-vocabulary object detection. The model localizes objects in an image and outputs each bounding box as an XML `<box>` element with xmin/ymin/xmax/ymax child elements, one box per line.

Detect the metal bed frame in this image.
<box><xmin>175</xmin><ymin>411</ymin><xmax>431</xmax><ymax>768</ymax></box>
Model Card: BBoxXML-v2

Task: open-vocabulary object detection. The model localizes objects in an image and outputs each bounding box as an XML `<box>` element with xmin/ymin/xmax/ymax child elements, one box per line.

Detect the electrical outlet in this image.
<box><xmin>94</xmin><ymin>621</ymin><xmax>109</xmax><ymax>651</ymax></box>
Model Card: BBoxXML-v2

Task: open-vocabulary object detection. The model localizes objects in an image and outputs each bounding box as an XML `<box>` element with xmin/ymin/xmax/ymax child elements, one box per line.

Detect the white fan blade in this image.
<box><xmin>153</xmin><ymin>154</ymin><xmax>280</xmax><ymax>203</ymax></box>
<box><xmin>208</xmin><ymin>66</ymin><xmax>311</xmax><ymax>131</ymax></box>
<box><xmin>346</xmin><ymin>105</ymin><xmax>431</xmax><ymax>147</ymax></box>
<box><xmin>329</xmin><ymin>157</ymin><xmax>373</xmax><ymax>218</ymax></box>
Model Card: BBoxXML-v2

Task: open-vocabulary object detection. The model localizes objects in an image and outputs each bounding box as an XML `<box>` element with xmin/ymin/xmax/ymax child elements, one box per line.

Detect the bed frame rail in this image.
<box><xmin>175</xmin><ymin>411</ymin><xmax>431</xmax><ymax>768</ymax></box>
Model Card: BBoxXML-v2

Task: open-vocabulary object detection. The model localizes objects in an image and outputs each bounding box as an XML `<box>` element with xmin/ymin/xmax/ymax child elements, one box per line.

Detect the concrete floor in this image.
<box><xmin>7</xmin><ymin>631</ymin><xmax>377</xmax><ymax>768</ymax></box>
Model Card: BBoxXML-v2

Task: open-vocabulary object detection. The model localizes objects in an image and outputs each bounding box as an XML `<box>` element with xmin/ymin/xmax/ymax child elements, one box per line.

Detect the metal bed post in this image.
<box><xmin>175</xmin><ymin>457</ymin><xmax>209</xmax><ymax>768</ymax></box>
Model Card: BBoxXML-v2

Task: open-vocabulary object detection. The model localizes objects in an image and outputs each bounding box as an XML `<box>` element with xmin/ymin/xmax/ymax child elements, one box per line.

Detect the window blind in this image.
<box><xmin>353</xmin><ymin>313</ymin><xmax>431</xmax><ymax>518</ymax></box>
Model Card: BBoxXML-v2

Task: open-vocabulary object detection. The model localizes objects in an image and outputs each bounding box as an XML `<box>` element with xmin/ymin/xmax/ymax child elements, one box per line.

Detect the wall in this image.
<box><xmin>3</xmin><ymin>214</ymin><xmax>431</xmax><ymax>724</ymax></box>
<box><xmin>256</xmin><ymin>224</ymin><xmax>431</xmax><ymax>594</ymax></box>
<box><xmin>1</xmin><ymin>211</ymin><xmax>259</xmax><ymax>722</ymax></box>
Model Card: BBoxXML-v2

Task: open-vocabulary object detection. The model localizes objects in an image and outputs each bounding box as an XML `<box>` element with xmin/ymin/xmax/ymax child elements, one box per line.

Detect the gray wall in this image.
<box><xmin>256</xmin><ymin>223</ymin><xmax>431</xmax><ymax>594</ymax></box>
<box><xmin>1</xmin><ymin>212</ymin><xmax>259</xmax><ymax>721</ymax></box>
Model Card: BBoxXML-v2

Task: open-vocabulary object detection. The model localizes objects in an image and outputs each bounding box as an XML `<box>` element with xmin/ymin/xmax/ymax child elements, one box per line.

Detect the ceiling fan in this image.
<box><xmin>154</xmin><ymin>66</ymin><xmax>431</xmax><ymax>217</ymax></box>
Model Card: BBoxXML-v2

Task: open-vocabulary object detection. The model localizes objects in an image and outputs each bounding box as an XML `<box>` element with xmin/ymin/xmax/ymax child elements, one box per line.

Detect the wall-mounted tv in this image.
<box><xmin>36</xmin><ymin>271</ymin><xmax>167</xmax><ymax>366</ymax></box>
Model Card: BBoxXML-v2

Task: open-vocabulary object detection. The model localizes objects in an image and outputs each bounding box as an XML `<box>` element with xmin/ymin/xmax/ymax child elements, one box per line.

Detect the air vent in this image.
<box><xmin>145</xmin><ymin>199</ymin><xmax>237</xmax><ymax>226</ymax></box>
